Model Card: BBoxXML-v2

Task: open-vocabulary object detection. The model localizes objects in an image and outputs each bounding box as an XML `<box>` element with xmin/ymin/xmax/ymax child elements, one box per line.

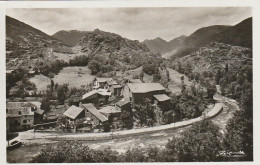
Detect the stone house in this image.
<box><xmin>6</xmin><ymin>102</ymin><xmax>44</xmax><ymax>132</ymax></box>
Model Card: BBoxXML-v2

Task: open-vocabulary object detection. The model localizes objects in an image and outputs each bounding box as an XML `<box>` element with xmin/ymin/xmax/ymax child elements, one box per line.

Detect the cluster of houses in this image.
<box><xmin>6</xmin><ymin>76</ymin><xmax>171</xmax><ymax>133</ymax></box>
<box><xmin>62</xmin><ymin>77</ymin><xmax>171</xmax><ymax>132</ymax></box>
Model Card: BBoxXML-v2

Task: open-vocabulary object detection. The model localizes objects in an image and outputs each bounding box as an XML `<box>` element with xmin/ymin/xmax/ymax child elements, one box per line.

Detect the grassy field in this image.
<box><xmin>52</xmin><ymin>66</ymin><xmax>95</xmax><ymax>88</ymax></box>
<box><xmin>167</xmin><ymin>67</ymin><xmax>192</xmax><ymax>94</ymax></box>
<box><xmin>116</xmin><ymin>66</ymin><xmax>153</xmax><ymax>83</ymax></box>
<box><xmin>29</xmin><ymin>74</ymin><xmax>51</xmax><ymax>92</ymax></box>
<box><xmin>30</xmin><ymin>66</ymin><xmax>95</xmax><ymax>92</ymax></box>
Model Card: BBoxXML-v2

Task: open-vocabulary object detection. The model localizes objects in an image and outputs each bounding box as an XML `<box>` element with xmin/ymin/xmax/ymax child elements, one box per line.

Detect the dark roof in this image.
<box><xmin>116</xmin><ymin>100</ymin><xmax>130</xmax><ymax>107</ymax></box>
<box><xmin>63</xmin><ymin>105</ymin><xmax>84</xmax><ymax>120</ymax></box>
<box><xmin>153</xmin><ymin>94</ymin><xmax>170</xmax><ymax>102</ymax></box>
<box><xmin>81</xmin><ymin>103</ymin><xmax>108</xmax><ymax>122</ymax></box>
<box><xmin>127</xmin><ymin>83</ymin><xmax>165</xmax><ymax>93</ymax></box>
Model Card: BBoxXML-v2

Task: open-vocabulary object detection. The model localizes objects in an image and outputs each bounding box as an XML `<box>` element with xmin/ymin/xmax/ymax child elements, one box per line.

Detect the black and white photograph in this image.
<box><xmin>3</xmin><ymin>2</ymin><xmax>256</xmax><ymax>163</ymax></box>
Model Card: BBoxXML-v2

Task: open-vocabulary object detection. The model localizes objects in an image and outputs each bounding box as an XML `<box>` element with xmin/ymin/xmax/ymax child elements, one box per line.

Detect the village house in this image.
<box><xmin>123</xmin><ymin>83</ymin><xmax>168</xmax><ymax>105</ymax></box>
<box><xmin>80</xmin><ymin>103</ymin><xmax>108</xmax><ymax>128</ymax></box>
<box><xmin>6</xmin><ymin>102</ymin><xmax>44</xmax><ymax>132</ymax></box>
<box><xmin>99</xmin><ymin>106</ymin><xmax>121</xmax><ymax>122</ymax></box>
<box><xmin>93</xmin><ymin>77</ymin><xmax>115</xmax><ymax>89</ymax></box>
<box><xmin>81</xmin><ymin>89</ymin><xmax>112</xmax><ymax>106</ymax></box>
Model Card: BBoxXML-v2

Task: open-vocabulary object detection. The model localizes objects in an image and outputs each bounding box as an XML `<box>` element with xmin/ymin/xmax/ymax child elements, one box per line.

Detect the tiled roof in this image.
<box><xmin>6</xmin><ymin>102</ymin><xmax>26</xmax><ymax>109</ymax></box>
<box><xmin>82</xmin><ymin>89</ymin><xmax>111</xmax><ymax>100</ymax></box>
<box><xmin>127</xmin><ymin>83</ymin><xmax>165</xmax><ymax>93</ymax></box>
<box><xmin>82</xmin><ymin>90</ymin><xmax>98</xmax><ymax>100</ymax></box>
<box><xmin>99</xmin><ymin>106</ymin><xmax>121</xmax><ymax>114</ymax></box>
<box><xmin>81</xmin><ymin>103</ymin><xmax>108</xmax><ymax>122</ymax></box>
<box><xmin>7</xmin><ymin>101</ymin><xmax>41</xmax><ymax>109</ymax></box>
<box><xmin>7</xmin><ymin>107</ymin><xmax>34</xmax><ymax>117</ymax></box>
<box><xmin>63</xmin><ymin>105</ymin><xmax>84</xmax><ymax>120</ymax></box>
<box><xmin>97</xmin><ymin>89</ymin><xmax>111</xmax><ymax>96</ymax></box>
<box><xmin>153</xmin><ymin>94</ymin><xmax>171</xmax><ymax>102</ymax></box>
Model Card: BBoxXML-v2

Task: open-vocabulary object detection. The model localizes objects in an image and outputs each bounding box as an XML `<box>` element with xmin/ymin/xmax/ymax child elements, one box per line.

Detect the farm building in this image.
<box><xmin>153</xmin><ymin>94</ymin><xmax>170</xmax><ymax>111</ymax></box>
<box><xmin>6</xmin><ymin>102</ymin><xmax>44</xmax><ymax>132</ymax></box>
<box><xmin>80</xmin><ymin>103</ymin><xmax>108</xmax><ymax>127</ymax></box>
<box><xmin>123</xmin><ymin>83</ymin><xmax>167</xmax><ymax>104</ymax></box>
<box><xmin>63</xmin><ymin>105</ymin><xmax>85</xmax><ymax>121</ymax></box>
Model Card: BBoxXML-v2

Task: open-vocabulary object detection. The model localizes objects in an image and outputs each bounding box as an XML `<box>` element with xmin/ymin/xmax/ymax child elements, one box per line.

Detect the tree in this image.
<box><xmin>166</xmin><ymin>120</ymin><xmax>223</xmax><ymax>161</ymax></box>
<box><xmin>140</xmin><ymin>71</ymin><xmax>144</xmax><ymax>82</ymax></box>
<box><xmin>206</xmin><ymin>84</ymin><xmax>216</xmax><ymax>102</ymax></box>
<box><xmin>224</xmin><ymin>88</ymin><xmax>253</xmax><ymax>161</ymax></box>
<box><xmin>166</xmin><ymin>69</ymin><xmax>170</xmax><ymax>82</ymax></box>
<box><xmin>133</xmin><ymin>99</ymin><xmax>156</xmax><ymax>127</ymax></box>
<box><xmin>88</xmin><ymin>60</ymin><xmax>101</xmax><ymax>75</ymax></box>
<box><xmin>40</xmin><ymin>98</ymin><xmax>51</xmax><ymax>112</ymax></box>
<box><xmin>120</xmin><ymin>110</ymin><xmax>133</xmax><ymax>129</ymax></box>
<box><xmin>225</xmin><ymin>63</ymin><xmax>229</xmax><ymax>73</ymax></box>
<box><xmin>57</xmin><ymin>84</ymin><xmax>69</xmax><ymax>104</ymax></box>
<box><xmin>215</xmin><ymin>69</ymin><xmax>222</xmax><ymax>85</ymax></box>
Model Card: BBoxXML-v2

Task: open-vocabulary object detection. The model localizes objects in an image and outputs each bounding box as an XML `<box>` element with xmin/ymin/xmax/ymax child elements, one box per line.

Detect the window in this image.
<box><xmin>23</xmin><ymin>120</ymin><xmax>27</xmax><ymax>123</ymax></box>
<box><xmin>18</xmin><ymin>111</ymin><xmax>22</xmax><ymax>115</ymax></box>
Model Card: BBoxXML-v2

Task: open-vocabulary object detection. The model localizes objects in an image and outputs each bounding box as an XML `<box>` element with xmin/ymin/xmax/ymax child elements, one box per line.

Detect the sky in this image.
<box><xmin>6</xmin><ymin>7</ymin><xmax>252</xmax><ymax>42</ymax></box>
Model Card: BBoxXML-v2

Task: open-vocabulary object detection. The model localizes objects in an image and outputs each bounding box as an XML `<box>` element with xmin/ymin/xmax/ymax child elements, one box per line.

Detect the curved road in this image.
<box><xmin>7</xmin><ymin>94</ymin><xmax>239</xmax><ymax>163</ymax></box>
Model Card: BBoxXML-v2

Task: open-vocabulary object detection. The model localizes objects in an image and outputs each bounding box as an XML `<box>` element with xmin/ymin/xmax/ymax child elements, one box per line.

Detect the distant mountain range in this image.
<box><xmin>143</xmin><ymin>17</ymin><xmax>252</xmax><ymax>59</ymax></box>
<box><xmin>6</xmin><ymin>15</ymin><xmax>252</xmax><ymax>70</ymax></box>
<box><xmin>142</xmin><ymin>35</ymin><xmax>186</xmax><ymax>56</ymax></box>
